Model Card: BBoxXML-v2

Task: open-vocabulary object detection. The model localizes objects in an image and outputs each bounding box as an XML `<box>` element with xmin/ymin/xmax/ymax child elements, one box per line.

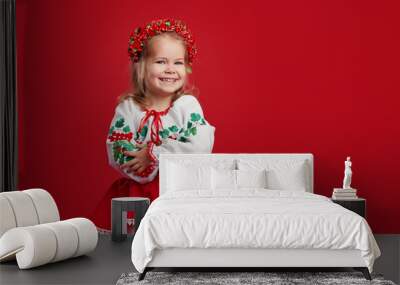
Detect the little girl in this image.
<box><xmin>106</xmin><ymin>18</ymin><xmax>215</xmax><ymax>200</ymax></box>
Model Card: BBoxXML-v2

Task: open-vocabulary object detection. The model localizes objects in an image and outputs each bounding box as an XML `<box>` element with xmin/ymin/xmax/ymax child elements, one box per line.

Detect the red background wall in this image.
<box><xmin>16</xmin><ymin>0</ymin><xmax>400</xmax><ymax>233</ymax></box>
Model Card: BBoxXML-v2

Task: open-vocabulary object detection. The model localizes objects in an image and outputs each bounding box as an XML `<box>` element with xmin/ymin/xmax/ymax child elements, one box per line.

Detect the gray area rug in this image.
<box><xmin>116</xmin><ymin>271</ymin><xmax>396</xmax><ymax>285</ymax></box>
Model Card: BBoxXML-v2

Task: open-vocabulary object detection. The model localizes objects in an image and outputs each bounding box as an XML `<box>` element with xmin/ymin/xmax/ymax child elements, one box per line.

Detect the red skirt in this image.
<box><xmin>92</xmin><ymin>174</ymin><xmax>159</xmax><ymax>230</ymax></box>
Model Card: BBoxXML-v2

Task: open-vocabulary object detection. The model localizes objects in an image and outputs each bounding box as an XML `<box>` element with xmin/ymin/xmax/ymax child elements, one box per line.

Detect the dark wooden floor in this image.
<box><xmin>0</xmin><ymin>234</ymin><xmax>398</xmax><ymax>285</ymax></box>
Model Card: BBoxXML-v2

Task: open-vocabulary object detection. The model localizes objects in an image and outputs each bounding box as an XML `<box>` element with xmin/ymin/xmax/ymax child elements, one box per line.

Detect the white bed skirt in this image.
<box><xmin>148</xmin><ymin>248</ymin><xmax>366</xmax><ymax>268</ymax></box>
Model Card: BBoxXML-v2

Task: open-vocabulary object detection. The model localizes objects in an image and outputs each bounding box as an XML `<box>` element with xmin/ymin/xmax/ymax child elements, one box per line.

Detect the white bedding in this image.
<box><xmin>131</xmin><ymin>190</ymin><xmax>380</xmax><ymax>273</ymax></box>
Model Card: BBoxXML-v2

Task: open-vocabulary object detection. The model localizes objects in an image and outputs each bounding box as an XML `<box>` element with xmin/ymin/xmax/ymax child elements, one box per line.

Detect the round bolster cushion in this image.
<box><xmin>0</xmin><ymin>196</ymin><xmax>17</xmax><ymax>237</ymax></box>
<box><xmin>63</xmin><ymin>218</ymin><xmax>98</xmax><ymax>257</ymax></box>
<box><xmin>0</xmin><ymin>189</ymin><xmax>60</xmax><ymax>239</ymax></box>
<box><xmin>23</xmin><ymin>188</ymin><xmax>60</xmax><ymax>224</ymax></box>
<box><xmin>0</xmin><ymin>218</ymin><xmax>98</xmax><ymax>269</ymax></box>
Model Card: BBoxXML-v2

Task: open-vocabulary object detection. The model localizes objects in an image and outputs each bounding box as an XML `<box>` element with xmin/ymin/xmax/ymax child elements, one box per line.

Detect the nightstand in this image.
<box><xmin>331</xmin><ymin>198</ymin><xmax>366</xmax><ymax>218</ymax></box>
<box><xmin>111</xmin><ymin>197</ymin><xmax>150</xmax><ymax>242</ymax></box>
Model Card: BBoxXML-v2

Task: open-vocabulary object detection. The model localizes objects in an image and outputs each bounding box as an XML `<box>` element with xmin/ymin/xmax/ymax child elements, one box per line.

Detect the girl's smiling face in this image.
<box><xmin>144</xmin><ymin>35</ymin><xmax>187</xmax><ymax>97</ymax></box>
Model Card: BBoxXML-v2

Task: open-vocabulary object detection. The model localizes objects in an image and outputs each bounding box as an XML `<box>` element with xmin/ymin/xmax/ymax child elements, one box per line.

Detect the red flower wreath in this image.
<box><xmin>128</xmin><ymin>18</ymin><xmax>197</xmax><ymax>65</ymax></box>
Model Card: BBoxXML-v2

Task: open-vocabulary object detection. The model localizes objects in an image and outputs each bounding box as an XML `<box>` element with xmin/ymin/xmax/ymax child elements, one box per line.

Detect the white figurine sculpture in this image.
<box><xmin>343</xmin><ymin>156</ymin><xmax>353</xmax><ymax>189</ymax></box>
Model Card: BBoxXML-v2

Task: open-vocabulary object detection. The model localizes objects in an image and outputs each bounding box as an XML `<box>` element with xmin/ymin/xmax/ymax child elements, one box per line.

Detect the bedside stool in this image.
<box><xmin>111</xmin><ymin>197</ymin><xmax>150</xmax><ymax>242</ymax></box>
<box><xmin>331</xmin><ymin>198</ymin><xmax>366</xmax><ymax>218</ymax></box>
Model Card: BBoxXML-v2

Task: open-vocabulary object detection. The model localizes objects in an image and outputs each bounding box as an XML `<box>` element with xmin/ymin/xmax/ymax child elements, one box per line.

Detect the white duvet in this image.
<box><xmin>131</xmin><ymin>190</ymin><xmax>380</xmax><ymax>273</ymax></box>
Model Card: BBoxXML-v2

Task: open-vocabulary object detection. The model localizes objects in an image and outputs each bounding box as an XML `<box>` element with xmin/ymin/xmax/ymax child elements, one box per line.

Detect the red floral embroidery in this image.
<box><xmin>108</xmin><ymin>131</ymin><xmax>133</xmax><ymax>142</ymax></box>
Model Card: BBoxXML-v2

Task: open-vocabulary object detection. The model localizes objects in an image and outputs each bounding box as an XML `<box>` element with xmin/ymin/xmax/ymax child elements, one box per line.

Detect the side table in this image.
<box><xmin>111</xmin><ymin>197</ymin><xmax>150</xmax><ymax>242</ymax></box>
<box><xmin>331</xmin><ymin>198</ymin><xmax>366</xmax><ymax>218</ymax></box>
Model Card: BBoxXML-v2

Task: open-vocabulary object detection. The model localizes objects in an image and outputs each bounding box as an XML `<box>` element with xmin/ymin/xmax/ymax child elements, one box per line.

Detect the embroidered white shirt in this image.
<box><xmin>106</xmin><ymin>95</ymin><xmax>215</xmax><ymax>184</ymax></box>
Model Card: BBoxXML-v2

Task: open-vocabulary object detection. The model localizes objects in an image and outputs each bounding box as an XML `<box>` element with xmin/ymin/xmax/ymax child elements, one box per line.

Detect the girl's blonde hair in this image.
<box><xmin>118</xmin><ymin>32</ymin><xmax>198</xmax><ymax>108</ymax></box>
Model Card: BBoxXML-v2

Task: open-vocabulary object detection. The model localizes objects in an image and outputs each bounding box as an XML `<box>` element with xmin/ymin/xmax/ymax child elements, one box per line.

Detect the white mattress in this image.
<box><xmin>131</xmin><ymin>190</ymin><xmax>380</xmax><ymax>273</ymax></box>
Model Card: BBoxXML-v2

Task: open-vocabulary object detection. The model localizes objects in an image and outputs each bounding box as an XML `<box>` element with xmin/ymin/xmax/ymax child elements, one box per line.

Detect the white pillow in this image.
<box><xmin>237</xmin><ymin>159</ymin><xmax>308</xmax><ymax>191</ymax></box>
<box><xmin>166</xmin><ymin>158</ymin><xmax>236</xmax><ymax>170</ymax></box>
<box><xmin>211</xmin><ymin>169</ymin><xmax>268</xmax><ymax>190</ymax></box>
<box><xmin>267</xmin><ymin>167</ymin><xmax>307</xmax><ymax>191</ymax></box>
<box><xmin>211</xmin><ymin>168</ymin><xmax>237</xmax><ymax>190</ymax></box>
<box><xmin>165</xmin><ymin>159</ymin><xmax>236</xmax><ymax>193</ymax></box>
<box><xmin>236</xmin><ymin>169</ymin><xmax>267</xmax><ymax>188</ymax></box>
<box><xmin>167</xmin><ymin>162</ymin><xmax>212</xmax><ymax>191</ymax></box>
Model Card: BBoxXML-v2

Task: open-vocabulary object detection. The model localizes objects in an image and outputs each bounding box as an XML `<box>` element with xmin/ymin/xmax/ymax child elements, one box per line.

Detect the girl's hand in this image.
<box><xmin>120</xmin><ymin>144</ymin><xmax>152</xmax><ymax>175</ymax></box>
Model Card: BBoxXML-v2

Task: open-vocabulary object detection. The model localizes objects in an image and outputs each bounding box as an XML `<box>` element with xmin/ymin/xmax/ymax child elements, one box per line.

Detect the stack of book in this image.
<box><xmin>332</xmin><ymin>188</ymin><xmax>358</xmax><ymax>199</ymax></box>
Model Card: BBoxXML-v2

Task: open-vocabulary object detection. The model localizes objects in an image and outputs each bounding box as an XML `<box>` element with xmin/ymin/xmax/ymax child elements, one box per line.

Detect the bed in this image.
<box><xmin>131</xmin><ymin>154</ymin><xmax>381</xmax><ymax>280</ymax></box>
